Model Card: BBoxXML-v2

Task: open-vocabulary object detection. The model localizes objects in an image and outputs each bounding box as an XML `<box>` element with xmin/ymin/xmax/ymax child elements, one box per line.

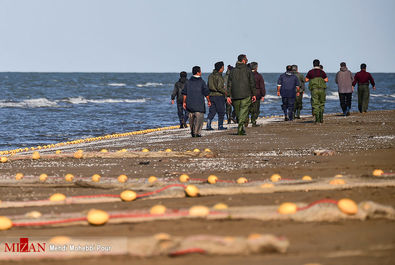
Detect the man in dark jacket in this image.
<box><xmin>206</xmin><ymin>61</ymin><xmax>227</xmax><ymax>130</ymax></box>
<box><xmin>171</xmin><ymin>71</ymin><xmax>189</xmax><ymax>128</ymax></box>
<box><xmin>335</xmin><ymin>62</ymin><xmax>353</xmax><ymax>116</ymax></box>
<box><xmin>352</xmin><ymin>63</ymin><xmax>376</xmax><ymax>113</ymax></box>
<box><xmin>227</xmin><ymin>54</ymin><xmax>256</xmax><ymax>135</ymax></box>
<box><xmin>292</xmin><ymin>65</ymin><xmax>305</xmax><ymax>119</ymax></box>
<box><xmin>182</xmin><ymin>66</ymin><xmax>211</xmax><ymax>137</ymax></box>
<box><xmin>248</xmin><ymin>62</ymin><xmax>266</xmax><ymax>127</ymax></box>
<box><xmin>277</xmin><ymin>65</ymin><xmax>300</xmax><ymax>121</ymax></box>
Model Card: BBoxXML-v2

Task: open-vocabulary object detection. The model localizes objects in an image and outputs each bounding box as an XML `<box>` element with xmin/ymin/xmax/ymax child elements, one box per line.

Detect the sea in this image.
<box><xmin>1</xmin><ymin>72</ymin><xmax>394</xmax><ymax>151</ymax></box>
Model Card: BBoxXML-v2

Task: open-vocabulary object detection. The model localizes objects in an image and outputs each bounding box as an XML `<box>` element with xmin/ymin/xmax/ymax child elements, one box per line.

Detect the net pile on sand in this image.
<box><xmin>2</xmin><ymin>200</ymin><xmax>394</xmax><ymax>230</ymax></box>
<box><xmin>0</xmin><ymin>233</ymin><xmax>289</xmax><ymax>260</ymax></box>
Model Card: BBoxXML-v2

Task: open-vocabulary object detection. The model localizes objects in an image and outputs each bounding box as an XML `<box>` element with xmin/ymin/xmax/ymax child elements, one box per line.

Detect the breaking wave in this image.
<box><xmin>136</xmin><ymin>82</ymin><xmax>165</xmax><ymax>87</ymax></box>
<box><xmin>0</xmin><ymin>97</ymin><xmax>147</xmax><ymax>108</ymax></box>
<box><xmin>108</xmin><ymin>83</ymin><xmax>126</xmax><ymax>87</ymax></box>
<box><xmin>0</xmin><ymin>98</ymin><xmax>59</xmax><ymax>108</ymax></box>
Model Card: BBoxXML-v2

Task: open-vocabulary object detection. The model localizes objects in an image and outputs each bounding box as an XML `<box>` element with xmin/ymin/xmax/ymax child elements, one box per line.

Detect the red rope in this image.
<box><xmin>296</xmin><ymin>199</ymin><xmax>338</xmax><ymax>211</ymax></box>
<box><xmin>71</xmin><ymin>194</ymin><xmax>120</xmax><ymax>199</ymax></box>
<box><xmin>136</xmin><ymin>184</ymin><xmax>186</xmax><ymax>197</ymax></box>
<box><xmin>13</xmin><ymin>217</ymin><xmax>87</xmax><ymax>227</ymax></box>
<box><xmin>169</xmin><ymin>248</ymin><xmax>206</xmax><ymax>256</ymax></box>
<box><xmin>67</xmin><ymin>184</ymin><xmax>187</xmax><ymax>199</ymax></box>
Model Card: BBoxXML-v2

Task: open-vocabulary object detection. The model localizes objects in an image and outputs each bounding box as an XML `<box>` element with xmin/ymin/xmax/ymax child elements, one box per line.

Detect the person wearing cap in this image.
<box><xmin>292</xmin><ymin>65</ymin><xmax>305</xmax><ymax>119</ymax></box>
<box><xmin>171</xmin><ymin>71</ymin><xmax>189</xmax><ymax>128</ymax></box>
<box><xmin>224</xmin><ymin>65</ymin><xmax>237</xmax><ymax>124</ymax></box>
<box><xmin>306</xmin><ymin>59</ymin><xmax>328</xmax><ymax>123</ymax></box>
<box><xmin>182</xmin><ymin>66</ymin><xmax>211</xmax><ymax>137</ymax></box>
<box><xmin>248</xmin><ymin>62</ymin><xmax>266</xmax><ymax>127</ymax></box>
<box><xmin>277</xmin><ymin>65</ymin><xmax>300</xmax><ymax>121</ymax></box>
<box><xmin>352</xmin><ymin>63</ymin><xmax>376</xmax><ymax>113</ymax></box>
<box><xmin>206</xmin><ymin>61</ymin><xmax>227</xmax><ymax>130</ymax></box>
<box><xmin>227</xmin><ymin>54</ymin><xmax>256</xmax><ymax>135</ymax></box>
<box><xmin>335</xmin><ymin>62</ymin><xmax>354</xmax><ymax>116</ymax></box>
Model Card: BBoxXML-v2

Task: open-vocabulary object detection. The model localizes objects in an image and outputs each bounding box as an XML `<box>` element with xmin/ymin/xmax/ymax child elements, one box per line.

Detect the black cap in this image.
<box><xmin>180</xmin><ymin>71</ymin><xmax>187</xmax><ymax>78</ymax></box>
<box><xmin>214</xmin><ymin>61</ymin><xmax>224</xmax><ymax>71</ymax></box>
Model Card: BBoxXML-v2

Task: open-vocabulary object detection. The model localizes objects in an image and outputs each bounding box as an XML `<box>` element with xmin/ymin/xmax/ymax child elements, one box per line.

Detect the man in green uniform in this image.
<box><xmin>223</xmin><ymin>65</ymin><xmax>236</xmax><ymax>124</ymax></box>
<box><xmin>206</xmin><ymin>61</ymin><xmax>227</xmax><ymax>130</ymax></box>
<box><xmin>352</xmin><ymin>63</ymin><xmax>376</xmax><ymax>113</ymax></box>
<box><xmin>292</xmin><ymin>65</ymin><xmax>305</xmax><ymax>119</ymax></box>
<box><xmin>305</xmin><ymin>59</ymin><xmax>328</xmax><ymax>124</ymax></box>
<box><xmin>227</xmin><ymin>54</ymin><xmax>256</xmax><ymax>135</ymax></box>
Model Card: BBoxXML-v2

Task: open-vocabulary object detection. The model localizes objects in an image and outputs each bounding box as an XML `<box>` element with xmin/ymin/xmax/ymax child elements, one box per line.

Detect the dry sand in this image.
<box><xmin>1</xmin><ymin>110</ymin><xmax>395</xmax><ymax>264</ymax></box>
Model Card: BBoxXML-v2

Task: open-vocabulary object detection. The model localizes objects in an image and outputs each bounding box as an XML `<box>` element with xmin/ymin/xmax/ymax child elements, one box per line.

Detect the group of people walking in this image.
<box><xmin>171</xmin><ymin>54</ymin><xmax>376</xmax><ymax>137</ymax></box>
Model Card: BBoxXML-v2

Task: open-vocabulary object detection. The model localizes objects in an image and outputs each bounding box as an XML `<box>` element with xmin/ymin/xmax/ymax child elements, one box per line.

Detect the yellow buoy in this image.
<box><xmin>302</xmin><ymin>176</ymin><xmax>312</xmax><ymax>181</ymax></box>
<box><xmin>39</xmin><ymin>173</ymin><xmax>48</xmax><ymax>182</ymax></box>
<box><xmin>204</xmin><ymin>148</ymin><xmax>211</xmax><ymax>152</ymax></box>
<box><xmin>65</xmin><ymin>173</ymin><xmax>74</xmax><ymax>182</ymax></box>
<box><xmin>334</xmin><ymin>174</ymin><xmax>343</xmax><ymax>178</ymax></box>
<box><xmin>15</xmin><ymin>173</ymin><xmax>24</xmax><ymax>181</ymax></box>
<box><xmin>213</xmin><ymin>203</ymin><xmax>228</xmax><ymax>210</ymax></box>
<box><xmin>32</xmin><ymin>151</ymin><xmax>40</xmax><ymax>160</ymax></box>
<box><xmin>142</xmin><ymin>148</ymin><xmax>149</xmax><ymax>152</ymax></box>
<box><xmin>118</xmin><ymin>149</ymin><xmax>127</xmax><ymax>153</ymax></box>
<box><xmin>329</xmin><ymin>178</ymin><xmax>346</xmax><ymax>185</ymax></box>
<box><xmin>87</xmin><ymin>209</ymin><xmax>109</xmax><ymax>225</ymax></box>
<box><xmin>0</xmin><ymin>157</ymin><xmax>8</xmax><ymax>163</ymax></box>
<box><xmin>179</xmin><ymin>174</ymin><xmax>190</xmax><ymax>183</ymax></box>
<box><xmin>278</xmin><ymin>202</ymin><xmax>298</xmax><ymax>214</ymax></box>
<box><xmin>207</xmin><ymin>175</ymin><xmax>218</xmax><ymax>184</ymax></box>
<box><xmin>100</xmin><ymin>149</ymin><xmax>108</xmax><ymax>153</ymax></box>
<box><xmin>261</xmin><ymin>183</ymin><xmax>274</xmax><ymax>188</ymax></box>
<box><xmin>372</xmin><ymin>169</ymin><xmax>384</xmax><ymax>177</ymax></box>
<box><xmin>248</xmin><ymin>233</ymin><xmax>263</xmax><ymax>240</ymax></box>
<box><xmin>193</xmin><ymin>149</ymin><xmax>200</xmax><ymax>153</ymax></box>
<box><xmin>49</xmin><ymin>193</ymin><xmax>66</xmax><ymax>201</ymax></box>
<box><xmin>270</xmin><ymin>174</ymin><xmax>281</xmax><ymax>182</ymax></box>
<box><xmin>154</xmin><ymin>233</ymin><xmax>171</xmax><ymax>240</ymax></box>
<box><xmin>73</xmin><ymin>150</ymin><xmax>83</xmax><ymax>159</ymax></box>
<box><xmin>25</xmin><ymin>211</ymin><xmax>42</xmax><ymax>219</ymax></box>
<box><xmin>91</xmin><ymin>174</ymin><xmax>101</xmax><ymax>182</ymax></box>
<box><xmin>189</xmin><ymin>205</ymin><xmax>210</xmax><ymax>217</ymax></box>
<box><xmin>165</xmin><ymin>148</ymin><xmax>172</xmax><ymax>152</ymax></box>
<box><xmin>120</xmin><ymin>190</ymin><xmax>137</xmax><ymax>201</ymax></box>
<box><xmin>118</xmin><ymin>174</ymin><xmax>128</xmax><ymax>183</ymax></box>
<box><xmin>150</xmin><ymin>205</ymin><xmax>166</xmax><ymax>215</ymax></box>
<box><xmin>237</xmin><ymin>177</ymin><xmax>248</xmax><ymax>184</ymax></box>
<box><xmin>185</xmin><ymin>185</ymin><xmax>199</xmax><ymax>197</ymax></box>
<box><xmin>148</xmin><ymin>176</ymin><xmax>157</xmax><ymax>184</ymax></box>
<box><xmin>337</xmin><ymin>198</ymin><xmax>358</xmax><ymax>215</ymax></box>
<box><xmin>0</xmin><ymin>216</ymin><xmax>13</xmax><ymax>231</ymax></box>
<box><xmin>49</xmin><ymin>236</ymin><xmax>71</xmax><ymax>244</ymax></box>
<box><xmin>55</xmin><ymin>150</ymin><xmax>62</xmax><ymax>154</ymax></box>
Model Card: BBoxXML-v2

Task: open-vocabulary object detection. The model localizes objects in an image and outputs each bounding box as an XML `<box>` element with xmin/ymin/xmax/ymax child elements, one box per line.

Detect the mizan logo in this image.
<box><xmin>4</xmin><ymin>238</ymin><xmax>46</xmax><ymax>253</ymax></box>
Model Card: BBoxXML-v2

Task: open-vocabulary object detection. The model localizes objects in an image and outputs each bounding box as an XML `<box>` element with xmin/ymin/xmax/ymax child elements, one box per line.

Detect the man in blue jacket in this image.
<box><xmin>182</xmin><ymin>66</ymin><xmax>211</xmax><ymax>137</ymax></box>
<box><xmin>277</xmin><ymin>65</ymin><xmax>300</xmax><ymax>121</ymax></box>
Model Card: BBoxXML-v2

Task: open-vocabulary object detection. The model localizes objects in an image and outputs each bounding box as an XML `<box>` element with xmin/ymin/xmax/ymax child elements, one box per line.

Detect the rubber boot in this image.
<box><xmin>237</xmin><ymin>124</ymin><xmax>246</xmax><ymax>135</ymax></box>
<box><xmin>226</xmin><ymin>114</ymin><xmax>231</xmax><ymax>124</ymax></box>
<box><xmin>319</xmin><ymin>111</ymin><xmax>324</xmax><ymax>123</ymax></box>
<box><xmin>296</xmin><ymin>109</ymin><xmax>300</xmax><ymax>119</ymax></box>
<box><xmin>218</xmin><ymin>118</ymin><xmax>227</xmax><ymax>130</ymax></box>
<box><xmin>206</xmin><ymin>119</ymin><xmax>214</xmax><ymax>131</ymax></box>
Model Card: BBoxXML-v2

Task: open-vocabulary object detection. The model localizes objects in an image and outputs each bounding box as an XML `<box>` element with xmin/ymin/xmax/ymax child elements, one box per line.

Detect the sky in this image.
<box><xmin>0</xmin><ymin>0</ymin><xmax>394</xmax><ymax>73</ymax></box>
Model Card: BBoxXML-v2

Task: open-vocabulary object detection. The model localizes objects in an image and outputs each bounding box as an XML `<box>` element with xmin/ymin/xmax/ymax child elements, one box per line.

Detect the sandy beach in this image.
<box><xmin>1</xmin><ymin>110</ymin><xmax>394</xmax><ymax>265</ymax></box>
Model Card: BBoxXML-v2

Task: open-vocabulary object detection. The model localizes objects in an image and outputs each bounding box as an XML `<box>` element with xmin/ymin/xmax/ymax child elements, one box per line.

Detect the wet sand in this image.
<box><xmin>1</xmin><ymin>110</ymin><xmax>395</xmax><ymax>264</ymax></box>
